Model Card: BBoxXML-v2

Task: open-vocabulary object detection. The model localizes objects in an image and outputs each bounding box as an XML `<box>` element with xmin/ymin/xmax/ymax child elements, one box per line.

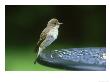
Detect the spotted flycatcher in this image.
<box><xmin>34</xmin><ymin>18</ymin><xmax>62</xmax><ymax>64</ymax></box>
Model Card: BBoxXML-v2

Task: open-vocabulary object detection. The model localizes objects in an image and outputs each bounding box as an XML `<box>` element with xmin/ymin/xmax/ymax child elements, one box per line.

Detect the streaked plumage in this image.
<box><xmin>34</xmin><ymin>18</ymin><xmax>62</xmax><ymax>64</ymax></box>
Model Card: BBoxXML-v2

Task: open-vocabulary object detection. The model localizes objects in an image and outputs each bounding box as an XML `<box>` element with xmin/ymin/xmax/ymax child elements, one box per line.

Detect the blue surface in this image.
<box><xmin>37</xmin><ymin>47</ymin><xmax>106</xmax><ymax>71</ymax></box>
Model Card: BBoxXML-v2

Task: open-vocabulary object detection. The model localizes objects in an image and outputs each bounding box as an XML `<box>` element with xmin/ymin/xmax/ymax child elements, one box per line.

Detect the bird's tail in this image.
<box><xmin>34</xmin><ymin>47</ymin><xmax>43</xmax><ymax>64</ymax></box>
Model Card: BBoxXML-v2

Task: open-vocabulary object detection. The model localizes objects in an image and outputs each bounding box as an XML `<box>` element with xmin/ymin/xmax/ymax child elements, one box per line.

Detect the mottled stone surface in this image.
<box><xmin>37</xmin><ymin>47</ymin><xmax>106</xmax><ymax>71</ymax></box>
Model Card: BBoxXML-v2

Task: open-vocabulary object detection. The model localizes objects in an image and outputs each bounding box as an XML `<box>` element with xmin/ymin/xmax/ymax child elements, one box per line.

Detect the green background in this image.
<box><xmin>5</xmin><ymin>5</ymin><xmax>106</xmax><ymax>71</ymax></box>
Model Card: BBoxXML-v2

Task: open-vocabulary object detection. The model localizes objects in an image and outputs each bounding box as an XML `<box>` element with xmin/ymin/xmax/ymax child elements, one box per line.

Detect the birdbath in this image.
<box><xmin>37</xmin><ymin>47</ymin><xmax>106</xmax><ymax>71</ymax></box>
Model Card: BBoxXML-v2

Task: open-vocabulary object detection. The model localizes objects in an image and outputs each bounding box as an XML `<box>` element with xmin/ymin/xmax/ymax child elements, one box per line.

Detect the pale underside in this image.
<box><xmin>37</xmin><ymin>25</ymin><xmax>59</xmax><ymax>49</ymax></box>
<box><xmin>35</xmin><ymin>25</ymin><xmax>59</xmax><ymax>57</ymax></box>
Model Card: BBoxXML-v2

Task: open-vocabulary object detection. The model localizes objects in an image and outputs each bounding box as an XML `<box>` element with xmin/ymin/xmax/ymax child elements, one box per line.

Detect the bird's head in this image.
<box><xmin>47</xmin><ymin>18</ymin><xmax>63</xmax><ymax>27</ymax></box>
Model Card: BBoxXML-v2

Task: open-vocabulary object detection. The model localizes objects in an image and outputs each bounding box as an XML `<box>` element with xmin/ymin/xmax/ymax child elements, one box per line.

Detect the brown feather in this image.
<box><xmin>37</xmin><ymin>26</ymin><xmax>53</xmax><ymax>47</ymax></box>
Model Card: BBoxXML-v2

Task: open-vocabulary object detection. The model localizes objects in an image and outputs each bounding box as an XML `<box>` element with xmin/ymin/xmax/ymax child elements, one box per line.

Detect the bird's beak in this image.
<box><xmin>58</xmin><ymin>22</ymin><xmax>63</xmax><ymax>25</ymax></box>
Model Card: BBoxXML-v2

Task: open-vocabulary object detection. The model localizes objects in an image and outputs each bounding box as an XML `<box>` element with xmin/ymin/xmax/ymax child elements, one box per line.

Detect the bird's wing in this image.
<box><xmin>37</xmin><ymin>27</ymin><xmax>52</xmax><ymax>46</ymax></box>
<box><xmin>34</xmin><ymin>32</ymin><xmax>47</xmax><ymax>53</ymax></box>
<box><xmin>37</xmin><ymin>32</ymin><xmax>47</xmax><ymax>47</ymax></box>
<box><xmin>35</xmin><ymin>27</ymin><xmax>51</xmax><ymax>52</ymax></box>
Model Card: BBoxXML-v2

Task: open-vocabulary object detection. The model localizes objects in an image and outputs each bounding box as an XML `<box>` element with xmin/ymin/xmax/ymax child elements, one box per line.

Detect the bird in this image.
<box><xmin>34</xmin><ymin>18</ymin><xmax>63</xmax><ymax>64</ymax></box>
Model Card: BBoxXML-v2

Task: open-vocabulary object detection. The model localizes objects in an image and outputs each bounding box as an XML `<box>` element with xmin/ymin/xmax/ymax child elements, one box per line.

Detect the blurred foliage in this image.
<box><xmin>5</xmin><ymin>5</ymin><xmax>106</xmax><ymax>71</ymax></box>
<box><xmin>5</xmin><ymin>5</ymin><xmax>106</xmax><ymax>46</ymax></box>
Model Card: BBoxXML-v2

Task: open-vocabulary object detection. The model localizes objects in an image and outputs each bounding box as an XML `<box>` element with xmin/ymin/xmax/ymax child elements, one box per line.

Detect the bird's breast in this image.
<box><xmin>48</xmin><ymin>28</ymin><xmax>58</xmax><ymax>39</ymax></box>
